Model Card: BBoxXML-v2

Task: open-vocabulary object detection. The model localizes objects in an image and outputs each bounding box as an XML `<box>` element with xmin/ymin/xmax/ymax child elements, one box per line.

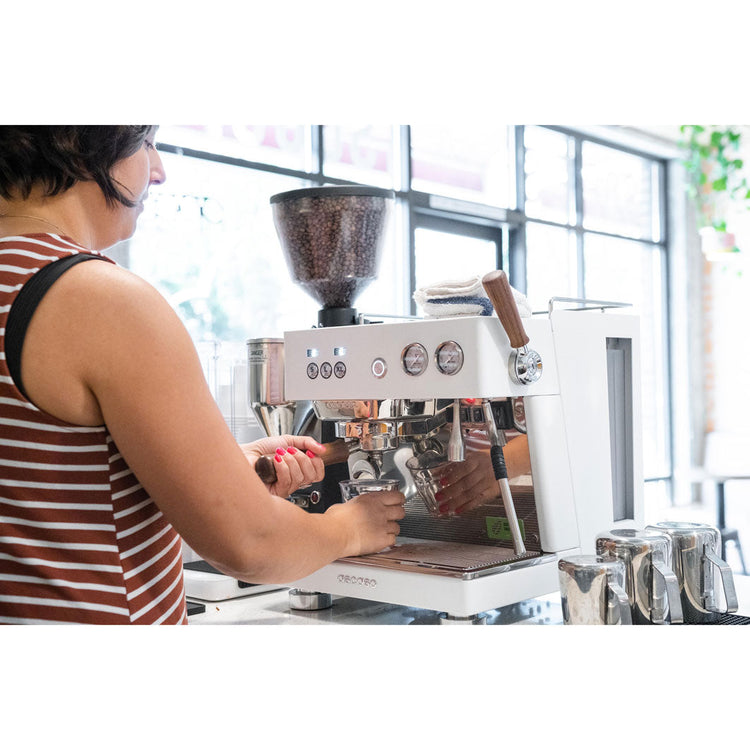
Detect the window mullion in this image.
<box><xmin>573</xmin><ymin>135</ymin><xmax>585</xmax><ymax>298</ymax></box>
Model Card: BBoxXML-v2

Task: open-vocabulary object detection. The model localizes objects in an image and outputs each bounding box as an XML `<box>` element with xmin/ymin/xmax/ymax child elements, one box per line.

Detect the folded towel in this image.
<box><xmin>414</xmin><ymin>274</ymin><xmax>532</xmax><ymax>318</ymax></box>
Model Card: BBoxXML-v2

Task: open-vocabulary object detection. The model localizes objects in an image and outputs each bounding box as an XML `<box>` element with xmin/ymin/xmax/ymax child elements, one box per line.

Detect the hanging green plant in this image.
<box><xmin>679</xmin><ymin>125</ymin><xmax>750</xmax><ymax>253</ymax></box>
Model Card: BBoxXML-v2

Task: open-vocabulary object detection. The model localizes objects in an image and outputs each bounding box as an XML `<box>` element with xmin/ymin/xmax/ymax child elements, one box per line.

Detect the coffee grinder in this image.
<box><xmin>247</xmin><ymin>185</ymin><xmax>396</xmax><ymax>515</ymax></box>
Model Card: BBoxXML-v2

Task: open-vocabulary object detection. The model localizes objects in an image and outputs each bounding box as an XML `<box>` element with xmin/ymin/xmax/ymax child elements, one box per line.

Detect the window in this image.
<box><xmin>322</xmin><ymin>125</ymin><xmax>396</xmax><ymax>189</ymax></box>
<box><xmin>414</xmin><ymin>227</ymin><xmax>498</xmax><ymax>291</ymax></box>
<box><xmin>523</xmin><ymin>126</ymin><xmax>671</xmax><ymax>490</ymax></box>
<box><xmin>410</xmin><ymin>124</ymin><xmax>514</xmax><ymax>207</ymax></box>
<box><xmin>129</xmin><ymin>124</ymin><xmax>671</xmax><ymax>495</ymax></box>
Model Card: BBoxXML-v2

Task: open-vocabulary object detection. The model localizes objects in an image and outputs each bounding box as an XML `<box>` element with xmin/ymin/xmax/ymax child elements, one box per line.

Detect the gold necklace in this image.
<box><xmin>0</xmin><ymin>213</ymin><xmax>71</xmax><ymax>238</ymax></box>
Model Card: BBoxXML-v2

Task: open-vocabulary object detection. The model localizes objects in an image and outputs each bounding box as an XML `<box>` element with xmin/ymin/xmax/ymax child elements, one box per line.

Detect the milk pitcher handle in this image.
<box><xmin>606</xmin><ymin>581</ymin><xmax>632</xmax><ymax>625</ymax></box>
<box><xmin>704</xmin><ymin>549</ymin><xmax>739</xmax><ymax>614</ymax></box>
<box><xmin>651</xmin><ymin>560</ymin><xmax>684</xmax><ymax>624</ymax></box>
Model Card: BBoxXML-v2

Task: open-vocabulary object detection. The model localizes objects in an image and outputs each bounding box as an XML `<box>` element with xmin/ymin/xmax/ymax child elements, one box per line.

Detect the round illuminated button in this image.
<box><xmin>334</xmin><ymin>361</ymin><xmax>347</xmax><ymax>378</ymax></box>
<box><xmin>320</xmin><ymin>362</ymin><xmax>332</xmax><ymax>379</ymax></box>
<box><xmin>306</xmin><ymin>363</ymin><xmax>319</xmax><ymax>379</ymax></box>
<box><xmin>371</xmin><ymin>358</ymin><xmax>387</xmax><ymax>378</ymax></box>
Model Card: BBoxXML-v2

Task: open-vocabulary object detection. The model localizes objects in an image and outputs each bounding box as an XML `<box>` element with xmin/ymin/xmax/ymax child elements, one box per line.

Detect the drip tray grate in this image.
<box><xmin>696</xmin><ymin>613</ymin><xmax>750</xmax><ymax>625</ymax></box>
<box><xmin>340</xmin><ymin>538</ymin><xmax>541</xmax><ymax>579</ymax></box>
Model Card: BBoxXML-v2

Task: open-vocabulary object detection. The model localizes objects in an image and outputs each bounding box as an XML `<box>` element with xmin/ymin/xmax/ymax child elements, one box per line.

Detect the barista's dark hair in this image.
<box><xmin>0</xmin><ymin>125</ymin><xmax>153</xmax><ymax>208</ymax></box>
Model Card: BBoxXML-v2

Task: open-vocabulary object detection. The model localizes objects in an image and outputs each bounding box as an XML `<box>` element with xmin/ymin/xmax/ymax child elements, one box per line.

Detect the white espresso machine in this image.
<box><xmin>260</xmin><ymin>185</ymin><xmax>643</xmax><ymax>623</ymax></box>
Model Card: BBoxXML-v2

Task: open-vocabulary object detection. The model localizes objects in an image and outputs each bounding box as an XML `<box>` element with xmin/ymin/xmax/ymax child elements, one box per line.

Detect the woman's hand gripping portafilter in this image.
<box><xmin>254</xmin><ymin>439</ymin><xmax>351</xmax><ymax>486</ymax></box>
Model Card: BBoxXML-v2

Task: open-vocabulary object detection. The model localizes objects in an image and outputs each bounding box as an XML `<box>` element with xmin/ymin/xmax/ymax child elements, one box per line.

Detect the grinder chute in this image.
<box><xmin>270</xmin><ymin>185</ymin><xmax>395</xmax><ymax>328</ymax></box>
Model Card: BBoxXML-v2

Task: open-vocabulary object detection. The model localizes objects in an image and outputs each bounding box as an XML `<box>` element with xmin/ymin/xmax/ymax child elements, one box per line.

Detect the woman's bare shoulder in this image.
<box><xmin>21</xmin><ymin>258</ymin><xmax>195</xmax><ymax>425</ymax></box>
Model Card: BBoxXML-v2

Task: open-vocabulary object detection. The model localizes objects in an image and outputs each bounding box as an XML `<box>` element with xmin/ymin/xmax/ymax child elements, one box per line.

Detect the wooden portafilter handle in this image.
<box><xmin>482</xmin><ymin>270</ymin><xmax>529</xmax><ymax>349</ymax></box>
<box><xmin>254</xmin><ymin>439</ymin><xmax>351</xmax><ymax>484</ymax></box>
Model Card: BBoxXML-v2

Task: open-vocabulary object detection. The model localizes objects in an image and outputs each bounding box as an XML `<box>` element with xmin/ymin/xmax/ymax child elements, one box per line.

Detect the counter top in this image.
<box><xmin>186</xmin><ymin>572</ymin><xmax>750</xmax><ymax>626</ymax></box>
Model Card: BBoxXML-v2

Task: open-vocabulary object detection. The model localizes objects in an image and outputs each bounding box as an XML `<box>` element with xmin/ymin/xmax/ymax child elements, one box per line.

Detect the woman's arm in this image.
<box><xmin>20</xmin><ymin>260</ymin><xmax>404</xmax><ymax>583</ymax></box>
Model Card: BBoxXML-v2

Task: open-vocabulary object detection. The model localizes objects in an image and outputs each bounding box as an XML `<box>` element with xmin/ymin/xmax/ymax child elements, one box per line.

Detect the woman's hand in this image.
<box><xmin>240</xmin><ymin>435</ymin><xmax>326</xmax><ymax>498</ymax></box>
<box><xmin>434</xmin><ymin>450</ymin><xmax>499</xmax><ymax>515</ymax></box>
<box><xmin>434</xmin><ymin>433</ymin><xmax>530</xmax><ymax>515</ymax></box>
<box><xmin>325</xmin><ymin>490</ymin><xmax>406</xmax><ymax>556</ymax></box>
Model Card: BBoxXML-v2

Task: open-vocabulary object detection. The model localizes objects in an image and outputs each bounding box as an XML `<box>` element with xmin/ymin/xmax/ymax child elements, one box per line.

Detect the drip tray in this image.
<box><xmin>698</xmin><ymin>613</ymin><xmax>750</xmax><ymax>625</ymax></box>
<box><xmin>340</xmin><ymin>538</ymin><xmax>542</xmax><ymax>579</ymax></box>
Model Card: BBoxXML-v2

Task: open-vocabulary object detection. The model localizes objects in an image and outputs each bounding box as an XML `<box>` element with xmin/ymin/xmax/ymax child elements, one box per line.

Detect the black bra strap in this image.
<box><xmin>6</xmin><ymin>254</ymin><xmax>105</xmax><ymax>399</ymax></box>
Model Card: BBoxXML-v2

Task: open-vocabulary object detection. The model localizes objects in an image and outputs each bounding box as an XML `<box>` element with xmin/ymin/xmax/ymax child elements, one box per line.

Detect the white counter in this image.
<box><xmin>186</xmin><ymin>571</ymin><xmax>750</xmax><ymax>626</ymax></box>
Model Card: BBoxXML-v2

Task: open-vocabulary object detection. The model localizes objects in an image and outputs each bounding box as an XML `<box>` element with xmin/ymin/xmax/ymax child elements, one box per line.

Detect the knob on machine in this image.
<box><xmin>481</xmin><ymin>270</ymin><xmax>543</xmax><ymax>386</ymax></box>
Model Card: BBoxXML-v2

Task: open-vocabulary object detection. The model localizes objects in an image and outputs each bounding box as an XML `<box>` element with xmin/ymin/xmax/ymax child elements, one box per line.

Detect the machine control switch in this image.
<box><xmin>371</xmin><ymin>358</ymin><xmax>387</xmax><ymax>378</ymax></box>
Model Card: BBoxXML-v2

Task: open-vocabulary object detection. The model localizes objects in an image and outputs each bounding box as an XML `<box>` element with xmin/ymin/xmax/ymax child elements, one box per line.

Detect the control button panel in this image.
<box><xmin>302</xmin><ymin>339</ymin><xmax>467</xmax><ymax>381</ymax></box>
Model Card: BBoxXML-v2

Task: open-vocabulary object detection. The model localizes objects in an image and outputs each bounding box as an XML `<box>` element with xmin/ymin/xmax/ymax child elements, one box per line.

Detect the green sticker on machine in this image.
<box><xmin>486</xmin><ymin>516</ymin><xmax>525</xmax><ymax>541</ymax></box>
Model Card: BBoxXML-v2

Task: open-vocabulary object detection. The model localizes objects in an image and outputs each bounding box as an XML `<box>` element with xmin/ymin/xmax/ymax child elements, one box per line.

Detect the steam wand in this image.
<box><xmin>482</xmin><ymin>400</ymin><xmax>526</xmax><ymax>555</ymax></box>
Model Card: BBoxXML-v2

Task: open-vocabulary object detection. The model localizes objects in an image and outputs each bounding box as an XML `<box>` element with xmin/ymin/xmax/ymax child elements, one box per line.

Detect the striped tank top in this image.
<box><xmin>0</xmin><ymin>233</ymin><xmax>187</xmax><ymax>624</ymax></box>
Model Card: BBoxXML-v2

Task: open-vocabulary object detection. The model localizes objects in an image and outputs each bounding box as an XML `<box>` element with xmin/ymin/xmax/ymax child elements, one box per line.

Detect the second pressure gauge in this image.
<box><xmin>435</xmin><ymin>341</ymin><xmax>464</xmax><ymax>375</ymax></box>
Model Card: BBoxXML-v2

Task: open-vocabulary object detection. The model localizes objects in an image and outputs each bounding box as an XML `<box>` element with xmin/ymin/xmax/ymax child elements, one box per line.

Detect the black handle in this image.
<box><xmin>490</xmin><ymin>445</ymin><xmax>508</xmax><ymax>481</ymax></box>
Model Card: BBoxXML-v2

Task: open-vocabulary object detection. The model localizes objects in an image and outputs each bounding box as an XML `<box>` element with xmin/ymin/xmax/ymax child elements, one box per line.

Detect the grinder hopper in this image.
<box><xmin>270</xmin><ymin>185</ymin><xmax>394</xmax><ymax>328</ymax></box>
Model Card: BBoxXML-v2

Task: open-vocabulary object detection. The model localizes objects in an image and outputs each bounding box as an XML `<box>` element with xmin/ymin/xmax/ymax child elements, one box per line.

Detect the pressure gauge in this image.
<box><xmin>401</xmin><ymin>343</ymin><xmax>429</xmax><ymax>376</ymax></box>
<box><xmin>435</xmin><ymin>340</ymin><xmax>464</xmax><ymax>375</ymax></box>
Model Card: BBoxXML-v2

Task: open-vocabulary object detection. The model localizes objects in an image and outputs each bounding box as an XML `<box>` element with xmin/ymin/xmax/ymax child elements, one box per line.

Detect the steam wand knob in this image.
<box><xmin>481</xmin><ymin>270</ymin><xmax>543</xmax><ymax>386</ymax></box>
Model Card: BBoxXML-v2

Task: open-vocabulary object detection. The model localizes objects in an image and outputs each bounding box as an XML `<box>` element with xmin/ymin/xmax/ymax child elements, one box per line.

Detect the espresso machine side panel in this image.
<box><xmin>524</xmin><ymin>395</ymin><xmax>580</xmax><ymax>552</ymax></box>
<box><xmin>550</xmin><ymin>310</ymin><xmax>644</xmax><ymax>552</ymax></box>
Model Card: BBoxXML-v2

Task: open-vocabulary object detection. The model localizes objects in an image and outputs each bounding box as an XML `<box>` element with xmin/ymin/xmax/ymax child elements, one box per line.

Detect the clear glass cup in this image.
<box><xmin>405</xmin><ymin>452</ymin><xmax>453</xmax><ymax>517</ymax></box>
<box><xmin>339</xmin><ymin>478</ymin><xmax>401</xmax><ymax>502</ymax></box>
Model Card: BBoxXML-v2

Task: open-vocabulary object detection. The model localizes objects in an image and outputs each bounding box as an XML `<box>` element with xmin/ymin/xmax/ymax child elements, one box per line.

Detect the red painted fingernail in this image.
<box><xmin>439</xmin><ymin>477</ymin><xmax>449</xmax><ymax>487</ymax></box>
<box><xmin>306</xmin><ymin>450</ymin><xmax>315</xmax><ymax>458</ymax></box>
<box><xmin>435</xmin><ymin>491</ymin><xmax>444</xmax><ymax>501</ymax></box>
<box><xmin>287</xmin><ymin>447</ymin><xmax>298</xmax><ymax>455</ymax></box>
<box><xmin>274</xmin><ymin>455</ymin><xmax>283</xmax><ymax>463</ymax></box>
<box><xmin>276</xmin><ymin>447</ymin><xmax>286</xmax><ymax>455</ymax></box>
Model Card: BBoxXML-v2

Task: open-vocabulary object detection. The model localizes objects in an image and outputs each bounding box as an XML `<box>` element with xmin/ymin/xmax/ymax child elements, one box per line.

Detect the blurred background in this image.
<box><xmin>113</xmin><ymin>123</ymin><xmax>750</xmax><ymax>575</ymax></box>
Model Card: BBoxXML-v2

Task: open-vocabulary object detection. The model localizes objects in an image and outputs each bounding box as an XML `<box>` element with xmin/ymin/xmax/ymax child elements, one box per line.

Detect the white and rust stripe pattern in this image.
<box><xmin>0</xmin><ymin>234</ymin><xmax>187</xmax><ymax>624</ymax></box>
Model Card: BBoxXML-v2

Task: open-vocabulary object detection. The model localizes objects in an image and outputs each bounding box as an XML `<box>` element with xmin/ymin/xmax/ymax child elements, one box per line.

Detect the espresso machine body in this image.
<box><xmin>257</xmin><ymin>184</ymin><xmax>643</xmax><ymax>619</ymax></box>
<box><xmin>282</xmin><ymin>308</ymin><xmax>643</xmax><ymax>618</ymax></box>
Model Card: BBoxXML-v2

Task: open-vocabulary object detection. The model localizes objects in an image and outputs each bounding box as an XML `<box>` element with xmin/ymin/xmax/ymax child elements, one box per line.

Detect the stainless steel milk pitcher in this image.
<box><xmin>595</xmin><ymin>529</ymin><xmax>683</xmax><ymax>625</ymax></box>
<box><xmin>646</xmin><ymin>521</ymin><xmax>738</xmax><ymax>624</ymax></box>
<box><xmin>558</xmin><ymin>555</ymin><xmax>632</xmax><ymax>625</ymax></box>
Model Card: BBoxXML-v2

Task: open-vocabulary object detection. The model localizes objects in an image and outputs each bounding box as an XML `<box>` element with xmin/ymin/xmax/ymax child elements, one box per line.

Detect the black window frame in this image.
<box><xmin>154</xmin><ymin>123</ymin><xmax>673</xmax><ymax>490</ymax></box>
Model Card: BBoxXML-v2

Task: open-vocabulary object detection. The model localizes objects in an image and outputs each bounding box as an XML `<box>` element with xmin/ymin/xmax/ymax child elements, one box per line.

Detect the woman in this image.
<box><xmin>0</xmin><ymin>126</ymin><xmax>405</xmax><ymax>624</ymax></box>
